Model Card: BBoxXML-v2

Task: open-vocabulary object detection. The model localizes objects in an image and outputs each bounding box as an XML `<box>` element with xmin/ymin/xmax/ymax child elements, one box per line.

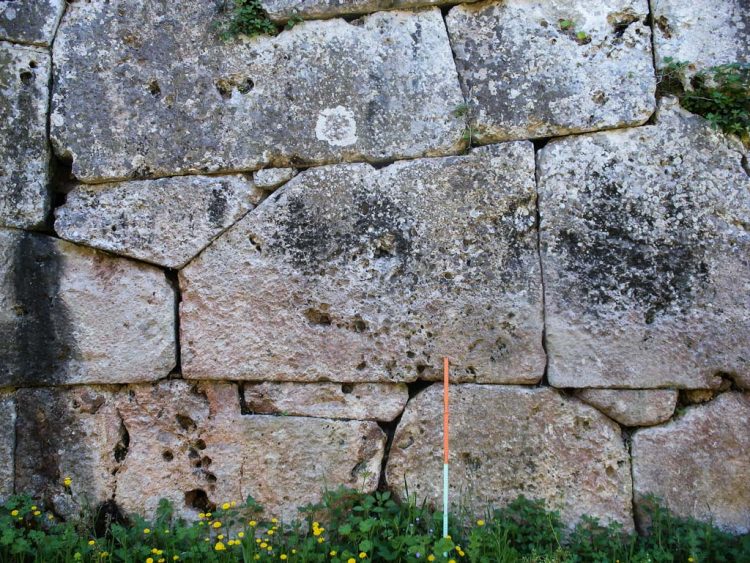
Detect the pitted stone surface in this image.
<box><xmin>181</xmin><ymin>143</ymin><xmax>544</xmax><ymax>383</ymax></box>
<box><xmin>117</xmin><ymin>381</ymin><xmax>385</xmax><ymax>520</ymax></box>
<box><xmin>652</xmin><ymin>0</ymin><xmax>750</xmax><ymax>71</ymax></box>
<box><xmin>445</xmin><ymin>0</ymin><xmax>655</xmax><ymax>142</ymax></box>
<box><xmin>539</xmin><ymin>100</ymin><xmax>750</xmax><ymax>389</ymax></box>
<box><xmin>261</xmin><ymin>0</ymin><xmax>480</xmax><ymax>22</ymax></box>
<box><xmin>0</xmin><ymin>228</ymin><xmax>175</xmax><ymax>386</ymax></box>
<box><xmin>253</xmin><ymin>168</ymin><xmax>298</xmax><ymax>191</ymax></box>
<box><xmin>14</xmin><ymin>386</ymin><xmax>122</xmax><ymax>518</ymax></box>
<box><xmin>387</xmin><ymin>385</ymin><xmax>633</xmax><ymax>529</ymax></box>
<box><xmin>0</xmin><ymin>392</ymin><xmax>14</xmax><ymax>502</ymax></box>
<box><xmin>0</xmin><ymin>42</ymin><xmax>50</xmax><ymax>229</ymax></box>
<box><xmin>243</xmin><ymin>382</ymin><xmax>408</xmax><ymax>421</ymax></box>
<box><xmin>55</xmin><ymin>175</ymin><xmax>263</xmax><ymax>269</ymax></box>
<box><xmin>51</xmin><ymin>3</ymin><xmax>465</xmax><ymax>183</ymax></box>
<box><xmin>632</xmin><ymin>392</ymin><xmax>750</xmax><ymax>533</ymax></box>
<box><xmin>576</xmin><ymin>389</ymin><xmax>678</xmax><ymax>427</ymax></box>
<box><xmin>0</xmin><ymin>0</ymin><xmax>65</xmax><ymax>47</ymax></box>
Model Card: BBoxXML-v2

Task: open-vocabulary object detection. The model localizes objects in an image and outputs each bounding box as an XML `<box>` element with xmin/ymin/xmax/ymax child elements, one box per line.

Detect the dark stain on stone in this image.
<box><xmin>556</xmin><ymin>175</ymin><xmax>710</xmax><ymax>322</ymax></box>
<box><xmin>207</xmin><ymin>186</ymin><xmax>228</xmax><ymax>228</ymax></box>
<box><xmin>1</xmin><ymin>233</ymin><xmax>76</xmax><ymax>386</ymax></box>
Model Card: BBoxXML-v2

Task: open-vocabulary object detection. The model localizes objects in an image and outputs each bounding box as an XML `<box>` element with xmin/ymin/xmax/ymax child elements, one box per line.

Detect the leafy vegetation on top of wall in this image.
<box><xmin>215</xmin><ymin>0</ymin><xmax>278</xmax><ymax>41</ymax></box>
<box><xmin>658</xmin><ymin>58</ymin><xmax>750</xmax><ymax>146</ymax></box>
<box><xmin>1</xmin><ymin>488</ymin><xmax>749</xmax><ymax>562</ymax></box>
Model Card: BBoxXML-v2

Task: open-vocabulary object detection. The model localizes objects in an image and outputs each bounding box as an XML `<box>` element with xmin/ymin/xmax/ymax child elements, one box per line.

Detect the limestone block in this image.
<box><xmin>14</xmin><ymin>386</ymin><xmax>122</xmax><ymax>518</ymax></box>
<box><xmin>243</xmin><ymin>382</ymin><xmax>408</xmax><ymax>421</ymax></box>
<box><xmin>0</xmin><ymin>0</ymin><xmax>65</xmax><ymax>47</ymax></box>
<box><xmin>0</xmin><ymin>42</ymin><xmax>50</xmax><ymax>229</ymax></box>
<box><xmin>632</xmin><ymin>392</ymin><xmax>750</xmax><ymax>533</ymax></box>
<box><xmin>260</xmin><ymin>0</ymin><xmax>481</xmax><ymax>22</ymax></box>
<box><xmin>0</xmin><ymin>228</ymin><xmax>175</xmax><ymax>386</ymax></box>
<box><xmin>51</xmin><ymin>3</ymin><xmax>464</xmax><ymax>182</ymax></box>
<box><xmin>539</xmin><ymin>100</ymin><xmax>750</xmax><ymax>388</ymax></box>
<box><xmin>386</xmin><ymin>385</ymin><xmax>633</xmax><ymax>529</ymax></box>
<box><xmin>253</xmin><ymin>168</ymin><xmax>297</xmax><ymax>191</ymax></box>
<box><xmin>445</xmin><ymin>0</ymin><xmax>655</xmax><ymax>142</ymax></box>
<box><xmin>576</xmin><ymin>389</ymin><xmax>678</xmax><ymax>427</ymax></box>
<box><xmin>652</xmin><ymin>0</ymin><xmax>750</xmax><ymax>71</ymax></box>
<box><xmin>181</xmin><ymin>144</ymin><xmax>544</xmax><ymax>383</ymax></box>
<box><xmin>55</xmin><ymin>175</ymin><xmax>263</xmax><ymax>268</ymax></box>
<box><xmin>116</xmin><ymin>381</ymin><xmax>385</xmax><ymax>521</ymax></box>
<box><xmin>0</xmin><ymin>392</ymin><xmax>14</xmax><ymax>502</ymax></box>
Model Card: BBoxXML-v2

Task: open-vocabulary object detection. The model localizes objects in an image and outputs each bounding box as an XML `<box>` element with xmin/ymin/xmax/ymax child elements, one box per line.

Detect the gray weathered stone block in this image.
<box><xmin>445</xmin><ymin>0</ymin><xmax>655</xmax><ymax>142</ymax></box>
<box><xmin>55</xmin><ymin>175</ymin><xmax>263</xmax><ymax>269</ymax></box>
<box><xmin>633</xmin><ymin>392</ymin><xmax>750</xmax><ymax>533</ymax></box>
<box><xmin>51</xmin><ymin>3</ymin><xmax>465</xmax><ymax>183</ymax></box>
<box><xmin>260</xmin><ymin>0</ymin><xmax>481</xmax><ymax>22</ymax></box>
<box><xmin>577</xmin><ymin>389</ymin><xmax>678</xmax><ymax>427</ymax></box>
<box><xmin>0</xmin><ymin>42</ymin><xmax>50</xmax><ymax>229</ymax></box>
<box><xmin>0</xmin><ymin>228</ymin><xmax>175</xmax><ymax>386</ymax></box>
<box><xmin>652</xmin><ymin>0</ymin><xmax>750</xmax><ymax>71</ymax></box>
<box><xmin>181</xmin><ymin>144</ymin><xmax>544</xmax><ymax>384</ymax></box>
<box><xmin>386</xmin><ymin>385</ymin><xmax>633</xmax><ymax>529</ymax></box>
<box><xmin>540</xmin><ymin>100</ymin><xmax>750</xmax><ymax>389</ymax></box>
<box><xmin>0</xmin><ymin>0</ymin><xmax>65</xmax><ymax>47</ymax></box>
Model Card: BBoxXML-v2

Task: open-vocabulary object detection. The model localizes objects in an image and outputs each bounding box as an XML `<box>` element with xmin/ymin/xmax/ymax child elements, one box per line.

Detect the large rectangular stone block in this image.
<box><xmin>51</xmin><ymin>3</ymin><xmax>465</xmax><ymax>183</ymax></box>
<box><xmin>180</xmin><ymin>144</ymin><xmax>545</xmax><ymax>384</ymax></box>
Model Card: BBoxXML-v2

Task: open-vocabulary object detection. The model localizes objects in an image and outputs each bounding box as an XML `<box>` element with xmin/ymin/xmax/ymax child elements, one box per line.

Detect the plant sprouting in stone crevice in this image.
<box><xmin>215</xmin><ymin>0</ymin><xmax>278</xmax><ymax>41</ymax></box>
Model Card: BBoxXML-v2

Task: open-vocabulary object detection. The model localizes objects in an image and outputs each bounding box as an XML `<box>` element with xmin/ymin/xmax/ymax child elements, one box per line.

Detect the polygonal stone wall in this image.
<box><xmin>0</xmin><ymin>0</ymin><xmax>748</xmax><ymax>533</ymax></box>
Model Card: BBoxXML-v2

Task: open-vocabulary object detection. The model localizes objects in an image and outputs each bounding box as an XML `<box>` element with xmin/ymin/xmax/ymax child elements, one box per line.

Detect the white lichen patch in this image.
<box><xmin>315</xmin><ymin>106</ymin><xmax>358</xmax><ymax>147</ymax></box>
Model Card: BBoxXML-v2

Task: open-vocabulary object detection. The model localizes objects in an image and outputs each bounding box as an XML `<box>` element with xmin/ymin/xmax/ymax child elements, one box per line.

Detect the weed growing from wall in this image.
<box><xmin>659</xmin><ymin>59</ymin><xmax>750</xmax><ymax>145</ymax></box>
<box><xmin>216</xmin><ymin>0</ymin><xmax>278</xmax><ymax>40</ymax></box>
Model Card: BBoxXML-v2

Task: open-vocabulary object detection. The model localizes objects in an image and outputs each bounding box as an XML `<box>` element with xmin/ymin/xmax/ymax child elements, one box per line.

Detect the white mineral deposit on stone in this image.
<box><xmin>315</xmin><ymin>106</ymin><xmax>358</xmax><ymax>147</ymax></box>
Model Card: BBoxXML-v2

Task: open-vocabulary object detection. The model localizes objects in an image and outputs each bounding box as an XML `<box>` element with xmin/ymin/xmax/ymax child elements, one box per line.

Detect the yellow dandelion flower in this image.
<box><xmin>214</xmin><ymin>542</ymin><xmax>226</xmax><ymax>551</ymax></box>
<box><xmin>268</xmin><ymin>529</ymin><xmax>275</xmax><ymax>535</ymax></box>
<box><xmin>47</xmin><ymin>514</ymin><xmax>54</xmax><ymax>520</ymax></box>
<box><xmin>348</xmin><ymin>559</ymin><xmax>357</xmax><ymax>563</ymax></box>
<box><xmin>63</xmin><ymin>477</ymin><xmax>72</xmax><ymax>487</ymax></box>
<box><xmin>100</xmin><ymin>552</ymin><xmax>109</xmax><ymax>558</ymax></box>
<box><xmin>280</xmin><ymin>555</ymin><xmax>288</xmax><ymax>561</ymax></box>
<box><xmin>256</xmin><ymin>539</ymin><xmax>261</xmax><ymax>544</ymax></box>
<box><xmin>260</xmin><ymin>542</ymin><xmax>268</xmax><ymax>549</ymax></box>
<box><xmin>231</xmin><ymin>501</ymin><xmax>237</xmax><ymax>507</ymax></box>
<box><xmin>318</xmin><ymin>537</ymin><xmax>325</xmax><ymax>543</ymax></box>
<box><xmin>222</xmin><ymin>502</ymin><xmax>231</xmax><ymax>510</ymax></box>
<box><xmin>238</xmin><ymin>532</ymin><xmax>245</xmax><ymax>538</ymax></box>
<box><xmin>143</xmin><ymin>528</ymin><xmax>151</xmax><ymax>534</ymax></box>
<box><xmin>88</xmin><ymin>540</ymin><xmax>96</xmax><ymax>546</ymax></box>
<box><xmin>33</xmin><ymin>510</ymin><xmax>41</xmax><ymax>516</ymax></box>
<box><xmin>158</xmin><ymin>560</ymin><xmax>165</xmax><ymax>563</ymax></box>
<box><xmin>249</xmin><ymin>520</ymin><xmax>258</xmax><ymax>527</ymax></box>
<box><xmin>292</xmin><ymin>550</ymin><xmax>296</xmax><ymax>554</ymax></box>
<box><xmin>271</xmin><ymin>518</ymin><xmax>279</xmax><ymax>523</ymax></box>
<box><xmin>359</xmin><ymin>552</ymin><xmax>367</xmax><ymax>559</ymax></box>
<box><xmin>173</xmin><ymin>557</ymin><xmax>180</xmax><ymax>562</ymax></box>
<box><xmin>31</xmin><ymin>506</ymin><xmax>37</xmax><ymax>511</ymax></box>
<box><xmin>329</xmin><ymin>551</ymin><xmax>337</xmax><ymax>556</ymax></box>
<box><xmin>217</xmin><ymin>534</ymin><xmax>225</xmax><ymax>540</ymax></box>
<box><xmin>212</xmin><ymin>521</ymin><xmax>222</xmax><ymax>528</ymax></box>
<box><xmin>10</xmin><ymin>510</ymin><xmax>18</xmax><ymax>517</ymax></box>
<box><xmin>449</xmin><ymin>560</ymin><xmax>456</xmax><ymax>563</ymax></box>
<box><xmin>313</xmin><ymin>528</ymin><xmax>323</xmax><ymax>536</ymax></box>
<box><xmin>428</xmin><ymin>556</ymin><xmax>435</xmax><ymax>562</ymax></box>
<box><xmin>254</xmin><ymin>556</ymin><xmax>260</xmax><ymax>561</ymax></box>
<box><xmin>476</xmin><ymin>519</ymin><xmax>485</xmax><ymax>527</ymax></box>
<box><xmin>206</xmin><ymin>512</ymin><xmax>212</xmax><ymax>518</ymax></box>
<box><xmin>198</xmin><ymin>513</ymin><xmax>206</xmax><ymax>519</ymax></box>
<box><xmin>151</xmin><ymin>549</ymin><xmax>159</xmax><ymax>554</ymax></box>
<box><xmin>145</xmin><ymin>559</ymin><xmax>153</xmax><ymax>563</ymax></box>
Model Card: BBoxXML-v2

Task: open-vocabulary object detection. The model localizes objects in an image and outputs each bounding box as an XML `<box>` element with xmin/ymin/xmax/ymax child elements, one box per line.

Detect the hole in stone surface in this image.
<box><xmin>356</xmin><ymin>361</ymin><xmax>367</xmax><ymax>370</ymax></box>
<box><xmin>147</xmin><ymin>79</ymin><xmax>161</xmax><ymax>96</ymax></box>
<box><xmin>341</xmin><ymin>383</ymin><xmax>354</xmax><ymax>394</ymax></box>
<box><xmin>113</xmin><ymin>421</ymin><xmax>130</xmax><ymax>462</ymax></box>
<box><xmin>176</xmin><ymin>414</ymin><xmax>196</xmax><ymax>431</ymax></box>
<box><xmin>194</xmin><ymin>438</ymin><xmax>207</xmax><ymax>450</ymax></box>
<box><xmin>215</xmin><ymin>79</ymin><xmax>232</xmax><ymax>99</ymax></box>
<box><xmin>29</xmin><ymin>60</ymin><xmax>38</xmax><ymax>69</ymax></box>
<box><xmin>237</xmin><ymin>78</ymin><xmax>254</xmax><ymax>93</ymax></box>
<box><xmin>19</xmin><ymin>70</ymin><xmax>33</xmax><ymax>84</ymax></box>
<box><xmin>201</xmin><ymin>456</ymin><xmax>212</xmax><ymax>467</ymax></box>
<box><xmin>204</xmin><ymin>472</ymin><xmax>217</xmax><ymax>483</ymax></box>
<box><xmin>162</xmin><ymin>450</ymin><xmax>174</xmax><ymax>462</ymax></box>
<box><xmin>304</xmin><ymin>308</ymin><xmax>331</xmax><ymax>326</ymax></box>
<box><xmin>185</xmin><ymin>489</ymin><xmax>214</xmax><ymax>512</ymax></box>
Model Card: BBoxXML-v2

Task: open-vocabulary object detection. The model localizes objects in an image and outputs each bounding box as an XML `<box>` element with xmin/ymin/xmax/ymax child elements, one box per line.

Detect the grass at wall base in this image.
<box><xmin>1</xmin><ymin>487</ymin><xmax>748</xmax><ymax>563</ymax></box>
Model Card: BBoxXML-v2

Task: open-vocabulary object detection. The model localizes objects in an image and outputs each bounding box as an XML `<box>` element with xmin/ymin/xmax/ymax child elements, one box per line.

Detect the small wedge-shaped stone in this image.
<box><xmin>632</xmin><ymin>392</ymin><xmax>750</xmax><ymax>533</ymax></box>
<box><xmin>577</xmin><ymin>389</ymin><xmax>678</xmax><ymax>427</ymax></box>
<box><xmin>181</xmin><ymin>144</ymin><xmax>544</xmax><ymax>383</ymax></box>
<box><xmin>387</xmin><ymin>385</ymin><xmax>633</xmax><ymax>528</ymax></box>
<box><xmin>652</xmin><ymin>0</ymin><xmax>750</xmax><ymax>71</ymax></box>
<box><xmin>0</xmin><ymin>0</ymin><xmax>65</xmax><ymax>47</ymax></box>
<box><xmin>261</xmin><ymin>0</ymin><xmax>481</xmax><ymax>22</ymax></box>
<box><xmin>0</xmin><ymin>228</ymin><xmax>175</xmax><ymax>385</ymax></box>
<box><xmin>0</xmin><ymin>43</ymin><xmax>50</xmax><ymax>228</ymax></box>
<box><xmin>55</xmin><ymin>175</ymin><xmax>263</xmax><ymax>269</ymax></box>
<box><xmin>51</xmin><ymin>3</ymin><xmax>464</xmax><ymax>183</ymax></box>
<box><xmin>243</xmin><ymin>382</ymin><xmax>408</xmax><ymax>421</ymax></box>
<box><xmin>445</xmin><ymin>0</ymin><xmax>655</xmax><ymax>142</ymax></box>
<box><xmin>539</xmin><ymin>100</ymin><xmax>750</xmax><ymax>389</ymax></box>
<box><xmin>0</xmin><ymin>392</ymin><xmax>14</xmax><ymax>502</ymax></box>
<box><xmin>116</xmin><ymin>381</ymin><xmax>385</xmax><ymax>520</ymax></box>
<box><xmin>253</xmin><ymin>168</ymin><xmax>297</xmax><ymax>191</ymax></box>
<box><xmin>14</xmin><ymin>386</ymin><xmax>122</xmax><ymax>518</ymax></box>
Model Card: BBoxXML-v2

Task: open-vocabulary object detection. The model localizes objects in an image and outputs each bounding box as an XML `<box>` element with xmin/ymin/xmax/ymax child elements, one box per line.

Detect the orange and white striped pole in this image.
<box><xmin>442</xmin><ymin>356</ymin><xmax>450</xmax><ymax>539</ymax></box>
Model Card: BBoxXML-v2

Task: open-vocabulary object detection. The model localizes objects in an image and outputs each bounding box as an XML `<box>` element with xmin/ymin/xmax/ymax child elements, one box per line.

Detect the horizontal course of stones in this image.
<box><xmin>0</xmin><ymin>0</ymin><xmax>748</xmax><ymax>535</ymax></box>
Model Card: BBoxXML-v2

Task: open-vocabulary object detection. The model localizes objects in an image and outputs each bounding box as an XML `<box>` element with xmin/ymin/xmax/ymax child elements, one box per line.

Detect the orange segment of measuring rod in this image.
<box><xmin>443</xmin><ymin>357</ymin><xmax>449</xmax><ymax>463</ymax></box>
